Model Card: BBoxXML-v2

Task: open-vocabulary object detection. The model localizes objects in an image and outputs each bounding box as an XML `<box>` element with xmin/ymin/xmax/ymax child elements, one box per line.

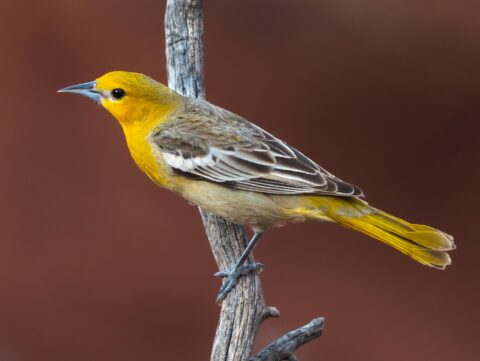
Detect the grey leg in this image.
<box><xmin>214</xmin><ymin>232</ymin><xmax>264</xmax><ymax>303</ymax></box>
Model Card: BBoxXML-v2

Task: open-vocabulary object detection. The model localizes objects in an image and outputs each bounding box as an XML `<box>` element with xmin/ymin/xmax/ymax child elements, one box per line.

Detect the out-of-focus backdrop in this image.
<box><xmin>0</xmin><ymin>1</ymin><xmax>478</xmax><ymax>360</ymax></box>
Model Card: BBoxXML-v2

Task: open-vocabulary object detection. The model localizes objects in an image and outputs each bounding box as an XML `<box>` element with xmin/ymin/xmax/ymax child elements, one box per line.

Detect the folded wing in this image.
<box><xmin>153</xmin><ymin>100</ymin><xmax>363</xmax><ymax>197</ymax></box>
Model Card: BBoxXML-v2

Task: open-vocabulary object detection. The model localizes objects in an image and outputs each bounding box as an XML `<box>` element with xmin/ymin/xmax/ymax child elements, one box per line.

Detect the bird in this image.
<box><xmin>59</xmin><ymin>71</ymin><xmax>455</xmax><ymax>302</ymax></box>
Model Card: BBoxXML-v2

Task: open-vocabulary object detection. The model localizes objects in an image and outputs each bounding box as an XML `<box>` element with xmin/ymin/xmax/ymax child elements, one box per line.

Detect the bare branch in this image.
<box><xmin>164</xmin><ymin>1</ymin><xmax>323</xmax><ymax>360</ymax></box>
<box><xmin>250</xmin><ymin>318</ymin><xmax>325</xmax><ymax>361</ymax></box>
<box><xmin>165</xmin><ymin>1</ymin><xmax>266</xmax><ymax>360</ymax></box>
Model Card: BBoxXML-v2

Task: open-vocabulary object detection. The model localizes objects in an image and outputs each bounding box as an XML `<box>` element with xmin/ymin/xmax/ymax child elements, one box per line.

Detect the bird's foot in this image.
<box><xmin>214</xmin><ymin>262</ymin><xmax>264</xmax><ymax>303</ymax></box>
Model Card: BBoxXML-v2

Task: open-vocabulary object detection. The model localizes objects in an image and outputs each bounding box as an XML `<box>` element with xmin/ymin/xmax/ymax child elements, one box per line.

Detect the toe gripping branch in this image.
<box><xmin>214</xmin><ymin>232</ymin><xmax>264</xmax><ymax>303</ymax></box>
<box><xmin>212</xmin><ymin>229</ymin><xmax>325</xmax><ymax>360</ymax></box>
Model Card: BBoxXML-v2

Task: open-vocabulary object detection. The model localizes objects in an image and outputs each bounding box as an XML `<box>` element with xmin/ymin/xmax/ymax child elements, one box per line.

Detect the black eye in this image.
<box><xmin>111</xmin><ymin>88</ymin><xmax>126</xmax><ymax>99</ymax></box>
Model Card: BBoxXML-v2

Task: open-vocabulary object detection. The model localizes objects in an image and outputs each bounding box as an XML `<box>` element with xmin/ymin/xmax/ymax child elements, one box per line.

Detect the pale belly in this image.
<box><xmin>177</xmin><ymin>179</ymin><xmax>309</xmax><ymax>232</ymax></box>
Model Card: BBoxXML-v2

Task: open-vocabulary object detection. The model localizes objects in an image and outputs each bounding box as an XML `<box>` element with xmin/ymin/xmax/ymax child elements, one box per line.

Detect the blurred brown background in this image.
<box><xmin>0</xmin><ymin>0</ymin><xmax>479</xmax><ymax>360</ymax></box>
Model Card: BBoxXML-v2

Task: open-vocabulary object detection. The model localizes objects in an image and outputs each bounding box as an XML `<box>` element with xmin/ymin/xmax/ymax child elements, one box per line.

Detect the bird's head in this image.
<box><xmin>59</xmin><ymin>71</ymin><xmax>180</xmax><ymax>126</ymax></box>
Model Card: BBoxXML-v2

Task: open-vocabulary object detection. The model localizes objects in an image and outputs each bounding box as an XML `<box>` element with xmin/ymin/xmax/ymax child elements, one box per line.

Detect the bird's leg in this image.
<box><xmin>214</xmin><ymin>231</ymin><xmax>264</xmax><ymax>303</ymax></box>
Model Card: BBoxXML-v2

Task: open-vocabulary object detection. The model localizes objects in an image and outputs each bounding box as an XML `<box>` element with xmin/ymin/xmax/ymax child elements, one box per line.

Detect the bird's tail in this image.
<box><xmin>296</xmin><ymin>197</ymin><xmax>455</xmax><ymax>269</ymax></box>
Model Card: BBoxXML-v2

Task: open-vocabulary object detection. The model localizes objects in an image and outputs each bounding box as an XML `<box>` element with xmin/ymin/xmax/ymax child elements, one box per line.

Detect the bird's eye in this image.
<box><xmin>111</xmin><ymin>88</ymin><xmax>126</xmax><ymax>100</ymax></box>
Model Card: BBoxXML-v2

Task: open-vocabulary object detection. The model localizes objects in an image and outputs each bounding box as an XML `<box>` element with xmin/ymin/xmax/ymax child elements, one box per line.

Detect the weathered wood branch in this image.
<box><xmin>250</xmin><ymin>318</ymin><xmax>325</xmax><ymax>361</ymax></box>
<box><xmin>164</xmin><ymin>1</ymin><xmax>323</xmax><ymax>360</ymax></box>
<box><xmin>165</xmin><ymin>1</ymin><xmax>267</xmax><ymax>360</ymax></box>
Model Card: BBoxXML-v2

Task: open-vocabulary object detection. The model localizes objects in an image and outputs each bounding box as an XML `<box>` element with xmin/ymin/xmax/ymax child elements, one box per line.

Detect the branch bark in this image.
<box><xmin>249</xmin><ymin>318</ymin><xmax>325</xmax><ymax>361</ymax></box>
<box><xmin>165</xmin><ymin>1</ymin><xmax>267</xmax><ymax>360</ymax></box>
<box><xmin>164</xmin><ymin>1</ymin><xmax>323</xmax><ymax>360</ymax></box>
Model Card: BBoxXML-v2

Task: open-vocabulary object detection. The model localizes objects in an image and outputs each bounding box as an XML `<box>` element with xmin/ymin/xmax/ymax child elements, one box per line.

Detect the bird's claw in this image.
<box><xmin>215</xmin><ymin>262</ymin><xmax>264</xmax><ymax>303</ymax></box>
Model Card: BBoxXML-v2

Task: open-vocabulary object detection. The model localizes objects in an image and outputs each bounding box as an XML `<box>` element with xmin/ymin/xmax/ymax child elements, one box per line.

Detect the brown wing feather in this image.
<box><xmin>153</xmin><ymin>99</ymin><xmax>363</xmax><ymax>197</ymax></box>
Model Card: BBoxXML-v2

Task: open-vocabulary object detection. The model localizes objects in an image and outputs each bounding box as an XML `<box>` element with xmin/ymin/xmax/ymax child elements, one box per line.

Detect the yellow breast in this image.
<box><xmin>120</xmin><ymin>113</ymin><xmax>178</xmax><ymax>191</ymax></box>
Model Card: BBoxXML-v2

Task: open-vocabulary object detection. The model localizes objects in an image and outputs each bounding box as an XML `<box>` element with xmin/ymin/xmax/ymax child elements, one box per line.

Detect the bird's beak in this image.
<box><xmin>57</xmin><ymin>81</ymin><xmax>101</xmax><ymax>103</ymax></box>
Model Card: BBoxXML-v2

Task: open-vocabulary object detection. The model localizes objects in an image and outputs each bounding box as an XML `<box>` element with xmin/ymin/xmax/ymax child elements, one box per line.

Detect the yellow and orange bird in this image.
<box><xmin>59</xmin><ymin>71</ymin><xmax>455</xmax><ymax>302</ymax></box>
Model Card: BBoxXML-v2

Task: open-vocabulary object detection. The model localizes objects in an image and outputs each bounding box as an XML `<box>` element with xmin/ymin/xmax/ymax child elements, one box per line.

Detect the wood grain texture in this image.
<box><xmin>250</xmin><ymin>318</ymin><xmax>325</xmax><ymax>361</ymax></box>
<box><xmin>165</xmin><ymin>1</ymin><xmax>267</xmax><ymax>360</ymax></box>
<box><xmin>164</xmin><ymin>1</ymin><xmax>322</xmax><ymax>360</ymax></box>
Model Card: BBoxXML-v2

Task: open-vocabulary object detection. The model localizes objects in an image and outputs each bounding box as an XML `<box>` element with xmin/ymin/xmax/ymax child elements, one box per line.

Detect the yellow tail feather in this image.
<box><xmin>299</xmin><ymin>197</ymin><xmax>455</xmax><ymax>269</ymax></box>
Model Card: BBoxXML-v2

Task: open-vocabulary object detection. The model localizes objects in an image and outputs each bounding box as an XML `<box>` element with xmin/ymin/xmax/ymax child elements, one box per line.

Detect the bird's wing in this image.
<box><xmin>152</xmin><ymin>101</ymin><xmax>363</xmax><ymax>196</ymax></box>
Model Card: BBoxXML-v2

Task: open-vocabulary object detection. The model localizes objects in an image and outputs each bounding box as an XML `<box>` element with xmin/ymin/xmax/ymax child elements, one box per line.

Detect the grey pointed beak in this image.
<box><xmin>58</xmin><ymin>81</ymin><xmax>101</xmax><ymax>102</ymax></box>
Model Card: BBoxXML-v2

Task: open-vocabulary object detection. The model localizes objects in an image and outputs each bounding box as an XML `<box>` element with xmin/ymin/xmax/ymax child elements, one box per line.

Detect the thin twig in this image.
<box><xmin>250</xmin><ymin>318</ymin><xmax>325</xmax><ymax>361</ymax></box>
